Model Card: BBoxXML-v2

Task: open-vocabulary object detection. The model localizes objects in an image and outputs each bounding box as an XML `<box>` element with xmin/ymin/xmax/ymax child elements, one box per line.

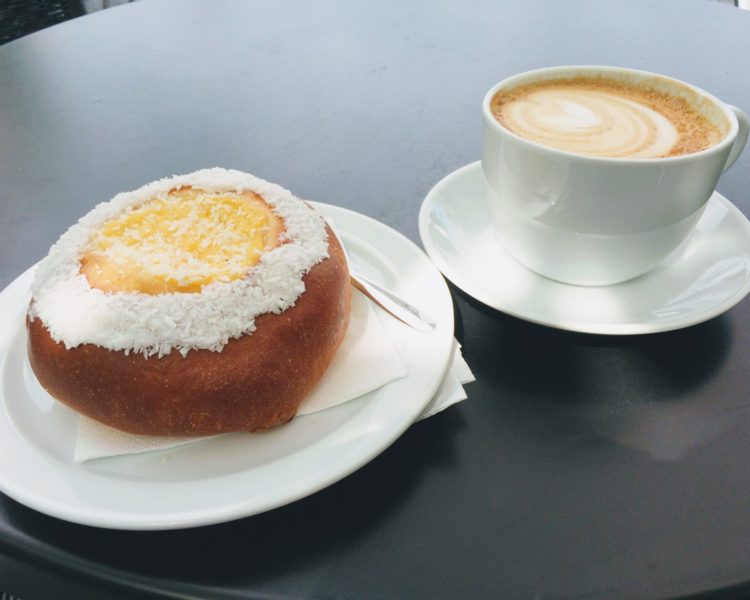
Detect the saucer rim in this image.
<box><xmin>418</xmin><ymin>161</ymin><xmax>750</xmax><ymax>335</ymax></box>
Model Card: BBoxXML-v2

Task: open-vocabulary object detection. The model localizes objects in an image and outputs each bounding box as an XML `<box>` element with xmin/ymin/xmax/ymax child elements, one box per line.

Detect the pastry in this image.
<box><xmin>27</xmin><ymin>168</ymin><xmax>351</xmax><ymax>435</ymax></box>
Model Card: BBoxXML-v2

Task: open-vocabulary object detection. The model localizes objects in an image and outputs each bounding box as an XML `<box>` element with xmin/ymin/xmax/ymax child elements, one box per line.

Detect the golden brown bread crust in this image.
<box><xmin>26</xmin><ymin>226</ymin><xmax>351</xmax><ymax>436</ymax></box>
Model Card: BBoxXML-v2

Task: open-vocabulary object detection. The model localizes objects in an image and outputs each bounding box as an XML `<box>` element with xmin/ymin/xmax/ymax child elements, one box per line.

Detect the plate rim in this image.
<box><xmin>0</xmin><ymin>202</ymin><xmax>454</xmax><ymax>530</ymax></box>
<box><xmin>418</xmin><ymin>161</ymin><xmax>750</xmax><ymax>335</ymax></box>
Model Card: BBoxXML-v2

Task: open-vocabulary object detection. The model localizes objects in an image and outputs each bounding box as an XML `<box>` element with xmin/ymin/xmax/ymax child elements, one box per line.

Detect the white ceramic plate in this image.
<box><xmin>419</xmin><ymin>161</ymin><xmax>750</xmax><ymax>335</ymax></box>
<box><xmin>0</xmin><ymin>203</ymin><xmax>454</xmax><ymax>530</ymax></box>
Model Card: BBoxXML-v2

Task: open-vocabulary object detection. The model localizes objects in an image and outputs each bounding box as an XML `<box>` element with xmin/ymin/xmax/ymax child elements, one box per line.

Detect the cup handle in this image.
<box><xmin>723</xmin><ymin>105</ymin><xmax>749</xmax><ymax>174</ymax></box>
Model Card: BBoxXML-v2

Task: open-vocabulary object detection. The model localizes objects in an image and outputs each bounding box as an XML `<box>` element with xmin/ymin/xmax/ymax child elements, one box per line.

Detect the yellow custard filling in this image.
<box><xmin>81</xmin><ymin>188</ymin><xmax>284</xmax><ymax>294</ymax></box>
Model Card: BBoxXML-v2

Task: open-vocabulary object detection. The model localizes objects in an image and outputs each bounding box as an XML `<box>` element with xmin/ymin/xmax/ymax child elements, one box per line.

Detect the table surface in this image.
<box><xmin>2</xmin><ymin>0</ymin><xmax>750</xmax><ymax>598</ymax></box>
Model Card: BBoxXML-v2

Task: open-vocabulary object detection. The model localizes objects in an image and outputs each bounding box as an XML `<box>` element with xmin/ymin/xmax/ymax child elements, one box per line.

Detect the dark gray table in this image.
<box><xmin>2</xmin><ymin>0</ymin><xmax>750</xmax><ymax>598</ymax></box>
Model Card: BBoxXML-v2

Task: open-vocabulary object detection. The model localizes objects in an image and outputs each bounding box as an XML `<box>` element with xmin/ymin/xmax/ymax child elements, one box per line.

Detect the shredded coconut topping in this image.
<box><xmin>29</xmin><ymin>168</ymin><xmax>329</xmax><ymax>357</ymax></box>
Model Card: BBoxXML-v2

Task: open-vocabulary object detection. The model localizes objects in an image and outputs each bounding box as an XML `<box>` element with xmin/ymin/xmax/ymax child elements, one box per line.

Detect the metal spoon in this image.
<box><xmin>326</xmin><ymin>219</ymin><xmax>437</xmax><ymax>332</ymax></box>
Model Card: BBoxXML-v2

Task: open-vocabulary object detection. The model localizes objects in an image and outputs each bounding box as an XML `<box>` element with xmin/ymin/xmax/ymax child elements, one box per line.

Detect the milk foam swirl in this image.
<box><xmin>495</xmin><ymin>87</ymin><xmax>680</xmax><ymax>158</ymax></box>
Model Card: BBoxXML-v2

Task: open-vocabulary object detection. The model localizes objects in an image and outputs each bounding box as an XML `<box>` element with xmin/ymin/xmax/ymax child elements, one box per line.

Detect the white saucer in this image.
<box><xmin>419</xmin><ymin>161</ymin><xmax>750</xmax><ymax>335</ymax></box>
<box><xmin>0</xmin><ymin>203</ymin><xmax>454</xmax><ymax>530</ymax></box>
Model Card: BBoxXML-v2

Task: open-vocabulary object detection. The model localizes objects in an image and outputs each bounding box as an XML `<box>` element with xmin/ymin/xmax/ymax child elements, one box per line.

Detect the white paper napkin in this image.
<box><xmin>74</xmin><ymin>290</ymin><xmax>474</xmax><ymax>462</ymax></box>
<box><xmin>419</xmin><ymin>339</ymin><xmax>474</xmax><ymax>420</ymax></box>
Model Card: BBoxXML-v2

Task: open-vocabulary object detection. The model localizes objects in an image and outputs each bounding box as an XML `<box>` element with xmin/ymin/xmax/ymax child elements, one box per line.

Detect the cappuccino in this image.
<box><xmin>490</xmin><ymin>76</ymin><xmax>725</xmax><ymax>158</ymax></box>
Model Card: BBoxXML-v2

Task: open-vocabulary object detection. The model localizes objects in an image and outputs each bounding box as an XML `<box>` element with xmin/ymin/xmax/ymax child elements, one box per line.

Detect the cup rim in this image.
<box><xmin>482</xmin><ymin>65</ymin><xmax>740</xmax><ymax>163</ymax></box>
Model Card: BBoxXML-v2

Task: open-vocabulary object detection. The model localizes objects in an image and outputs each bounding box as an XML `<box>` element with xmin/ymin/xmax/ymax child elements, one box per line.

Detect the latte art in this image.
<box><xmin>499</xmin><ymin>88</ymin><xmax>678</xmax><ymax>158</ymax></box>
<box><xmin>491</xmin><ymin>77</ymin><xmax>724</xmax><ymax>158</ymax></box>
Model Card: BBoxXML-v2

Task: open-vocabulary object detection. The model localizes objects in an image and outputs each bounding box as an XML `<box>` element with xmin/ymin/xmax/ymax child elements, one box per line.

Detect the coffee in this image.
<box><xmin>490</xmin><ymin>76</ymin><xmax>725</xmax><ymax>158</ymax></box>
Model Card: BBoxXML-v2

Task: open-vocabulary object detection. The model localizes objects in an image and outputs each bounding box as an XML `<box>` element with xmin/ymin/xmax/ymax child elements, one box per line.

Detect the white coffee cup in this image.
<box><xmin>482</xmin><ymin>66</ymin><xmax>749</xmax><ymax>286</ymax></box>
